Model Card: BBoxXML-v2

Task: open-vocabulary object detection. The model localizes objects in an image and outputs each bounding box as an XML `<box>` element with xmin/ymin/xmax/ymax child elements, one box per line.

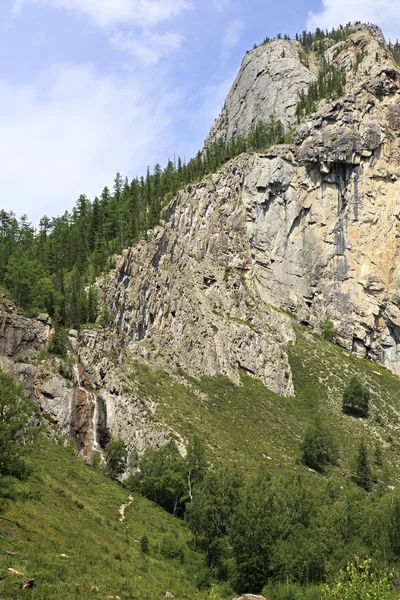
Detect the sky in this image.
<box><xmin>1</xmin><ymin>0</ymin><xmax>400</xmax><ymax>225</ymax></box>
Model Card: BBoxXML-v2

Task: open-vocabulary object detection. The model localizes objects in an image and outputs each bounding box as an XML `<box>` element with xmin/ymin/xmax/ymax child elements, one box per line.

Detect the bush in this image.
<box><xmin>322</xmin><ymin>557</ymin><xmax>397</xmax><ymax>599</ymax></box>
<box><xmin>160</xmin><ymin>535</ymin><xmax>185</xmax><ymax>562</ymax></box>
<box><xmin>48</xmin><ymin>327</ymin><xmax>69</xmax><ymax>357</ymax></box>
<box><xmin>342</xmin><ymin>377</ymin><xmax>370</xmax><ymax>418</ymax></box>
<box><xmin>353</xmin><ymin>438</ymin><xmax>372</xmax><ymax>491</ymax></box>
<box><xmin>263</xmin><ymin>582</ymin><xmax>321</xmax><ymax>599</ymax></box>
<box><xmin>140</xmin><ymin>534</ymin><xmax>149</xmax><ymax>554</ymax></box>
<box><xmin>300</xmin><ymin>419</ymin><xmax>337</xmax><ymax>472</ymax></box>
<box><xmin>320</xmin><ymin>318</ymin><xmax>337</xmax><ymax>342</ymax></box>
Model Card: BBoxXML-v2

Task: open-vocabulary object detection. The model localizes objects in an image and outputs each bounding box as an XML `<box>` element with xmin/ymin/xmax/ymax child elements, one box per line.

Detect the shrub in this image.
<box><xmin>140</xmin><ymin>534</ymin><xmax>149</xmax><ymax>554</ymax></box>
<box><xmin>160</xmin><ymin>535</ymin><xmax>185</xmax><ymax>562</ymax></box>
<box><xmin>320</xmin><ymin>318</ymin><xmax>337</xmax><ymax>342</ymax></box>
<box><xmin>300</xmin><ymin>419</ymin><xmax>337</xmax><ymax>472</ymax></box>
<box><xmin>353</xmin><ymin>438</ymin><xmax>372</xmax><ymax>491</ymax></box>
<box><xmin>322</xmin><ymin>557</ymin><xmax>396</xmax><ymax>599</ymax></box>
<box><xmin>48</xmin><ymin>327</ymin><xmax>69</xmax><ymax>357</ymax></box>
<box><xmin>342</xmin><ymin>377</ymin><xmax>370</xmax><ymax>418</ymax></box>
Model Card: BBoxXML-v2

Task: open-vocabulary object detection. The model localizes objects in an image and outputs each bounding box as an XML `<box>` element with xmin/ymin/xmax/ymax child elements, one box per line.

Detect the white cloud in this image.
<box><xmin>13</xmin><ymin>0</ymin><xmax>192</xmax><ymax>28</ymax></box>
<box><xmin>307</xmin><ymin>0</ymin><xmax>400</xmax><ymax>42</ymax></box>
<box><xmin>213</xmin><ymin>0</ymin><xmax>232</xmax><ymax>11</ymax></box>
<box><xmin>110</xmin><ymin>30</ymin><xmax>184</xmax><ymax>66</ymax></box>
<box><xmin>0</xmin><ymin>64</ymin><xmax>177</xmax><ymax>224</ymax></box>
<box><xmin>222</xmin><ymin>19</ymin><xmax>245</xmax><ymax>52</ymax></box>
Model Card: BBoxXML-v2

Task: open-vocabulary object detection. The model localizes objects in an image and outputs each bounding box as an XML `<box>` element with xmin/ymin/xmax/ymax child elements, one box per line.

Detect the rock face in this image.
<box><xmin>98</xmin><ymin>25</ymin><xmax>400</xmax><ymax>385</ymax></box>
<box><xmin>0</xmin><ymin>309</ymin><xmax>51</xmax><ymax>359</ymax></box>
<box><xmin>205</xmin><ymin>38</ymin><xmax>315</xmax><ymax>147</ymax></box>
<box><xmin>99</xmin><ymin>166</ymin><xmax>295</xmax><ymax>396</ymax></box>
<box><xmin>0</xmin><ymin>305</ymin><xmax>108</xmax><ymax>460</ymax></box>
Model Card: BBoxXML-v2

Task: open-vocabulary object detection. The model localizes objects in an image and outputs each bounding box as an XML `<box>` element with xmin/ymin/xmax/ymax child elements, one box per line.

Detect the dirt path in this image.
<box><xmin>119</xmin><ymin>496</ymin><xmax>134</xmax><ymax>522</ymax></box>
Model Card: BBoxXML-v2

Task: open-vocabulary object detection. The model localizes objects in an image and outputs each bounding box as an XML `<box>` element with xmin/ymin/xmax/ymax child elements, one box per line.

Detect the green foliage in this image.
<box><xmin>128</xmin><ymin>440</ymin><xmax>187</xmax><ymax>515</ymax></box>
<box><xmin>140</xmin><ymin>533</ymin><xmax>149</xmax><ymax>554</ymax></box>
<box><xmin>186</xmin><ymin>468</ymin><xmax>243</xmax><ymax>571</ymax></box>
<box><xmin>320</xmin><ymin>318</ymin><xmax>337</xmax><ymax>342</ymax></box>
<box><xmin>103</xmin><ymin>439</ymin><xmax>128</xmax><ymax>479</ymax></box>
<box><xmin>300</xmin><ymin>419</ymin><xmax>337</xmax><ymax>472</ymax></box>
<box><xmin>342</xmin><ymin>376</ymin><xmax>370</xmax><ymax>418</ymax></box>
<box><xmin>186</xmin><ymin>433</ymin><xmax>207</xmax><ymax>498</ymax></box>
<box><xmin>0</xmin><ymin>117</ymin><xmax>284</xmax><ymax>329</ymax></box>
<box><xmin>48</xmin><ymin>326</ymin><xmax>69</xmax><ymax>357</ymax></box>
<box><xmin>322</xmin><ymin>557</ymin><xmax>397</xmax><ymax>599</ymax></box>
<box><xmin>296</xmin><ymin>61</ymin><xmax>346</xmax><ymax>120</ymax></box>
<box><xmin>128</xmin><ymin>435</ymin><xmax>208</xmax><ymax>516</ymax></box>
<box><xmin>160</xmin><ymin>534</ymin><xmax>185</xmax><ymax>561</ymax></box>
<box><xmin>230</xmin><ymin>469</ymin><xmax>273</xmax><ymax>592</ymax></box>
<box><xmin>353</xmin><ymin>438</ymin><xmax>372</xmax><ymax>491</ymax></box>
<box><xmin>389</xmin><ymin>40</ymin><xmax>400</xmax><ymax>65</ymax></box>
<box><xmin>0</xmin><ymin>371</ymin><xmax>36</xmax><ymax>515</ymax></box>
<box><xmin>0</xmin><ymin>434</ymin><xmax>214</xmax><ymax>599</ymax></box>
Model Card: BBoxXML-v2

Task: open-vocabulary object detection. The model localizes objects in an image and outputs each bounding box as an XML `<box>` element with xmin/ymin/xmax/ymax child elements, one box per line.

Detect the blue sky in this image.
<box><xmin>1</xmin><ymin>0</ymin><xmax>399</xmax><ymax>225</ymax></box>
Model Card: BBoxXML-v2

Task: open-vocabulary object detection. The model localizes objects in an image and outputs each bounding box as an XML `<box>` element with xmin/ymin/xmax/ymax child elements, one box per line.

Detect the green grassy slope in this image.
<box><xmin>0</xmin><ymin>436</ymin><xmax>216</xmax><ymax>600</ymax></box>
<box><xmin>131</xmin><ymin>324</ymin><xmax>400</xmax><ymax>484</ymax></box>
<box><xmin>3</xmin><ymin>323</ymin><xmax>400</xmax><ymax>599</ymax></box>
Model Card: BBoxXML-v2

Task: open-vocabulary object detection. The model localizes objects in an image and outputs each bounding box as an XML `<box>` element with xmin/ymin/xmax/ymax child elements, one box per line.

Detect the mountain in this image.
<box><xmin>1</xmin><ymin>23</ymin><xmax>400</xmax><ymax>460</ymax></box>
<box><xmin>5</xmin><ymin>23</ymin><xmax>400</xmax><ymax>598</ymax></box>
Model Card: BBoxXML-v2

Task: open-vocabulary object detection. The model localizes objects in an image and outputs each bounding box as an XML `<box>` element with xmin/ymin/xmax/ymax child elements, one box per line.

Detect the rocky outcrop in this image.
<box><xmin>205</xmin><ymin>25</ymin><xmax>394</xmax><ymax>148</ymax></box>
<box><xmin>75</xmin><ymin>327</ymin><xmax>176</xmax><ymax>454</ymax></box>
<box><xmin>205</xmin><ymin>38</ymin><xmax>315</xmax><ymax>147</ymax></box>
<box><xmin>98</xmin><ymin>185</ymin><xmax>295</xmax><ymax>395</ymax></box>
<box><xmin>0</xmin><ymin>308</ymin><xmax>51</xmax><ymax>359</ymax></box>
<box><xmin>3</xmin><ymin>25</ymin><xmax>400</xmax><ymax>460</ymax></box>
<box><xmin>0</xmin><ymin>304</ymin><xmax>108</xmax><ymax>459</ymax></box>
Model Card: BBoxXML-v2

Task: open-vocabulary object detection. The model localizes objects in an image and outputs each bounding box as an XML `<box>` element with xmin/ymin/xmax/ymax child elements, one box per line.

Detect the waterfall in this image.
<box><xmin>70</xmin><ymin>355</ymin><xmax>103</xmax><ymax>459</ymax></box>
<box><xmin>72</xmin><ymin>363</ymin><xmax>81</xmax><ymax>387</ymax></box>
<box><xmin>91</xmin><ymin>392</ymin><xmax>99</xmax><ymax>452</ymax></box>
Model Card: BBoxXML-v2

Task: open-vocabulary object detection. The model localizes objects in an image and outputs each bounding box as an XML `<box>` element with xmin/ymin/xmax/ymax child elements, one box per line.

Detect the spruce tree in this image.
<box><xmin>353</xmin><ymin>438</ymin><xmax>372</xmax><ymax>491</ymax></box>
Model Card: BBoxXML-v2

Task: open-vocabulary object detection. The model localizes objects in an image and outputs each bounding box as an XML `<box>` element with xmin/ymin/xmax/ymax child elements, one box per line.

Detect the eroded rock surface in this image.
<box><xmin>3</xmin><ymin>25</ymin><xmax>400</xmax><ymax>458</ymax></box>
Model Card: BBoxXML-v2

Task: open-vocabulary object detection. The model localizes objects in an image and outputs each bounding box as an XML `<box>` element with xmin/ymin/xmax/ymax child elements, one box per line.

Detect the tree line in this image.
<box><xmin>249</xmin><ymin>23</ymin><xmax>357</xmax><ymax>54</ymax></box>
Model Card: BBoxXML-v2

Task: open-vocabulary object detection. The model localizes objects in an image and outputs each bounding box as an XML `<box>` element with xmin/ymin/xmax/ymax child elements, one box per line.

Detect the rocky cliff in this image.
<box><xmin>97</xmin><ymin>24</ymin><xmax>400</xmax><ymax>388</ymax></box>
<box><xmin>205</xmin><ymin>37</ymin><xmax>315</xmax><ymax>146</ymax></box>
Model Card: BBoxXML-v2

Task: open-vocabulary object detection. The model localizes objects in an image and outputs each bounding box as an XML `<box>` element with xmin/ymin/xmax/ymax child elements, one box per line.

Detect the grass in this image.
<box><xmin>130</xmin><ymin>324</ymin><xmax>400</xmax><ymax>484</ymax></box>
<box><xmin>0</xmin><ymin>435</ymin><xmax>229</xmax><ymax>600</ymax></box>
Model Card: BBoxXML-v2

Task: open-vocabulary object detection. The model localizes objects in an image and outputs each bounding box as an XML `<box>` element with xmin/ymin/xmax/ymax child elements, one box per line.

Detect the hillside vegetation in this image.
<box><xmin>3</xmin><ymin>325</ymin><xmax>400</xmax><ymax>598</ymax></box>
<box><xmin>130</xmin><ymin>324</ymin><xmax>400</xmax><ymax>482</ymax></box>
<box><xmin>0</xmin><ymin>435</ymin><xmax>221</xmax><ymax>600</ymax></box>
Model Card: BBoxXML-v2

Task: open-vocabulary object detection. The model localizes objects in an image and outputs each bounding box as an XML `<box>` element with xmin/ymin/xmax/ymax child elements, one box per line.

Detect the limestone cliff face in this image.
<box><xmin>98</xmin><ymin>25</ymin><xmax>400</xmax><ymax>386</ymax></box>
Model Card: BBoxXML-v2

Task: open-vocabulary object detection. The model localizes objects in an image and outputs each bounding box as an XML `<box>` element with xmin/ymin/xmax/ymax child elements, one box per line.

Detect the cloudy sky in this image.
<box><xmin>1</xmin><ymin>0</ymin><xmax>399</xmax><ymax>224</ymax></box>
